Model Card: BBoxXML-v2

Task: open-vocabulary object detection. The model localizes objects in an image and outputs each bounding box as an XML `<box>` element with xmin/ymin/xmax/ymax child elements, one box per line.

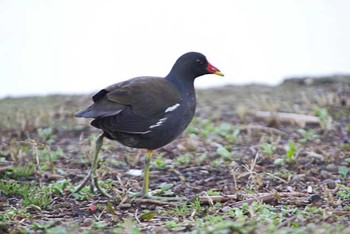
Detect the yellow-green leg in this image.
<box><xmin>137</xmin><ymin>150</ymin><xmax>182</xmax><ymax>201</ymax></box>
<box><xmin>142</xmin><ymin>149</ymin><xmax>153</xmax><ymax>197</ymax></box>
<box><xmin>72</xmin><ymin>133</ymin><xmax>111</xmax><ymax>198</ymax></box>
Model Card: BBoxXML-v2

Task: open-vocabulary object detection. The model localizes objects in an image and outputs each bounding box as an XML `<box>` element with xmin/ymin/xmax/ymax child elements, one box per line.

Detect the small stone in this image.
<box><xmin>325</xmin><ymin>163</ymin><xmax>337</xmax><ymax>172</ymax></box>
<box><xmin>126</xmin><ymin>169</ymin><xmax>142</xmax><ymax>176</ymax></box>
<box><xmin>323</xmin><ymin>179</ymin><xmax>336</xmax><ymax>189</ymax></box>
<box><xmin>307</xmin><ymin>186</ymin><xmax>313</xmax><ymax>193</ymax></box>
<box><xmin>319</xmin><ymin>170</ymin><xmax>331</xmax><ymax>180</ymax></box>
<box><xmin>309</xmin><ymin>194</ymin><xmax>321</xmax><ymax>203</ymax></box>
<box><xmin>221</xmin><ymin>206</ymin><xmax>231</xmax><ymax>212</ymax></box>
<box><xmin>176</xmin><ymin>144</ymin><xmax>187</xmax><ymax>151</ymax></box>
<box><xmin>286</xmin><ymin>186</ymin><xmax>295</xmax><ymax>192</ymax></box>
<box><xmin>184</xmin><ymin>135</ymin><xmax>200</xmax><ymax>151</ymax></box>
<box><xmin>83</xmin><ymin>218</ymin><xmax>94</xmax><ymax>227</ymax></box>
<box><xmin>291</xmin><ymin>174</ymin><xmax>301</xmax><ymax>182</ymax></box>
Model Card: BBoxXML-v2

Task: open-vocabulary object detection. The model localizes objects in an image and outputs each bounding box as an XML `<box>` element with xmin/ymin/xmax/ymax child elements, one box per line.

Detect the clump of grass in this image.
<box><xmin>0</xmin><ymin>180</ymin><xmax>52</xmax><ymax>209</ymax></box>
<box><xmin>45</xmin><ymin>179</ymin><xmax>73</xmax><ymax>196</ymax></box>
<box><xmin>0</xmin><ymin>207</ymin><xmax>32</xmax><ymax>225</ymax></box>
<box><xmin>5</xmin><ymin>164</ymin><xmax>35</xmax><ymax>179</ymax></box>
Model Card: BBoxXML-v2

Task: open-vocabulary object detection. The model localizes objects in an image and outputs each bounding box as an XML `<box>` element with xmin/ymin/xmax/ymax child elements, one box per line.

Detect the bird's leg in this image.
<box><xmin>133</xmin><ymin>149</ymin><xmax>181</xmax><ymax>201</ymax></box>
<box><xmin>142</xmin><ymin>149</ymin><xmax>153</xmax><ymax>197</ymax></box>
<box><xmin>125</xmin><ymin>150</ymin><xmax>181</xmax><ymax>201</ymax></box>
<box><xmin>72</xmin><ymin>133</ymin><xmax>111</xmax><ymax>198</ymax></box>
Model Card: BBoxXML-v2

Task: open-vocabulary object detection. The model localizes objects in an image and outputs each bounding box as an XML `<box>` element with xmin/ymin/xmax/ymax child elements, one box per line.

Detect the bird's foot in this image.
<box><xmin>71</xmin><ymin>170</ymin><xmax>112</xmax><ymax>198</ymax></box>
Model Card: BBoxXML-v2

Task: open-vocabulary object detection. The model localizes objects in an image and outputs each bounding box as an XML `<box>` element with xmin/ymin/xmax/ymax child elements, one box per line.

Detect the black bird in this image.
<box><xmin>74</xmin><ymin>52</ymin><xmax>223</xmax><ymax>197</ymax></box>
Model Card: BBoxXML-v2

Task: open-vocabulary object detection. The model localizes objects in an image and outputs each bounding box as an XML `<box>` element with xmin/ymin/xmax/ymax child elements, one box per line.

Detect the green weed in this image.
<box><xmin>6</xmin><ymin>164</ymin><xmax>35</xmax><ymax>179</ymax></box>
<box><xmin>261</xmin><ymin>143</ymin><xmax>276</xmax><ymax>157</ymax></box>
<box><xmin>139</xmin><ymin>210</ymin><xmax>156</xmax><ymax>221</ymax></box>
<box><xmin>174</xmin><ymin>153</ymin><xmax>193</xmax><ymax>165</ymax></box>
<box><xmin>216</xmin><ymin>146</ymin><xmax>231</xmax><ymax>159</ymax></box>
<box><xmin>206</xmin><ymin>189</ymin><xmax>220</xmax><ymax>196</ymax></box>
<box><xmin>0</xmin><ymin>207</ymin><xmax>32</xmax><ymax>225</ymax></box>
<box><xmin>154</xmin><ymin>153</ymin><xmax>166</xmax><ymax>168</ymax></box>
<box><xmin>213</xmin><ymin>123</ymin><xmax>241</xmax><ymax>143</ymax></box>
<box><xmin>336</xmin><ymin>183</ymin><xmax>350</xmax><ymax>200</ymax></box>
<box><xmin>297</xmin><ymin>128</ymin><xmax>319</xmax><ymax>143</ymax></box>
<box><xmin>70</xmin><ymin>186</ymin><xmax>95</xmax><ymax>200</ymax></box>
<box><xmin>285</xmin><ymin>140</ymin><xmax>297</xmax><ymax>163</ymax></box>
<box><xmin>315</xmin><ymin>107</ymin><xmax>332</xmax><ymax>130</ymax></box>
<box><xmin>338</xmin><ymin>166</ymin><xmax>349</xmax><ymax>179</ymax></box>
<box><xmin>45</xmin><ymin>179</ymin><xmax>73</xmax><ymax>196</ymax></box>
<box><xmin>0</xmin><ymin>180</ymin><xmax>51</xmax><ymax>209</ymax></box>
<box><xmin>37</xmin><ymin>127</ymin><xmax>55</xmax><ymax>144</ymax></box>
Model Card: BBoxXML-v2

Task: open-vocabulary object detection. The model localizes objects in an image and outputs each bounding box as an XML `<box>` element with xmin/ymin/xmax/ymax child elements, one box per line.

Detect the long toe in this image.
<box><xmin>71</xmin><ymin>171</ymin><xmax>112</xmax><ymax>198</ymax></box>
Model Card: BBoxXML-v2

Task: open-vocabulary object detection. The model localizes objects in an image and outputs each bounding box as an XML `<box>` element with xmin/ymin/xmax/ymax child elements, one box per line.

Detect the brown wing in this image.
<box><xmin>105</xmin><ymin>76</ymin><xmax>181</xmax><ymax>116</ymax></box>
<box><xmin>75</xmin><ymin>76</ymin><xmax>181</xmax><ymax>134</ymax></box>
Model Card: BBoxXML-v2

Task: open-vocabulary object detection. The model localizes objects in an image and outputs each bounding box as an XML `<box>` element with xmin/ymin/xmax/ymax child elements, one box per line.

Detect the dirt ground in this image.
<box><xmin>1</xmin><ymin>76</ymin><xmax>350</xmax><ymax>233</ymax></box>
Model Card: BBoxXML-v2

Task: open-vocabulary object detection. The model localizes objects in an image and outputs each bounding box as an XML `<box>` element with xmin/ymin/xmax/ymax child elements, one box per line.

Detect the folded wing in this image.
<box><xmin>75</xmin><ymin>77</ymin><xmax>181</xmax><ymax>134</ymax></box>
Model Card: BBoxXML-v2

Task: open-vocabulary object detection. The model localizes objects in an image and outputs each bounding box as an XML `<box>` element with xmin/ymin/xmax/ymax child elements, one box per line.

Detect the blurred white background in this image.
<box><xmin>1</xmin><ymin>0</ymin><xmax>349</xmax><ymax>98</ymax></box>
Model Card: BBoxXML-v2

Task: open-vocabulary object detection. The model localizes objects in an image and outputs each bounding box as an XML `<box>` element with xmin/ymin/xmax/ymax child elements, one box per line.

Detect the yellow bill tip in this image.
<box><xmin>214</xmin><ymin>71</ymin><xmax>224</xmax><ymax>77</ymax></box>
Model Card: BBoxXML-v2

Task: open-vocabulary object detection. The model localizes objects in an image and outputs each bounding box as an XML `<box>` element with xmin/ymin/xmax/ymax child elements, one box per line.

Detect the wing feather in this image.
<box><xmin>75</xmin><ymin>76</ymin><xmax>181</xmax><ymax>134</ymax></box>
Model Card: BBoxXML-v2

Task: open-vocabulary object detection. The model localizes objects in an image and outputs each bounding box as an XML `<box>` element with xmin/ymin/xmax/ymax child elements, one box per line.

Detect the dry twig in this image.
<box><xmin>255</xmin><ymin>111</ymin><xmax>319</xmax><ymax>127</ymax></box>
<box><xmin>197</xmin><ymin>191</ymin><xmax>308</xmax><ymax>205</ymax></box>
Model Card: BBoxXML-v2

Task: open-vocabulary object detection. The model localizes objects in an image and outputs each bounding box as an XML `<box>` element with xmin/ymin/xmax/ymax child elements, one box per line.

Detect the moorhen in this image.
<box><xmin>74</xmin><ymin>52</ymin><xmax>223</xmax><ymax>198</ymax></box>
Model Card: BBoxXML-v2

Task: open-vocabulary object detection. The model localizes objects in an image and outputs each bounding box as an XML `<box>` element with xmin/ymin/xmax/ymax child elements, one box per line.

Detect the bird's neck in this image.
<box><xmin>165</xmin><ymin>74</ymin><xmax>195</xmax><ymax>97</ymax></box>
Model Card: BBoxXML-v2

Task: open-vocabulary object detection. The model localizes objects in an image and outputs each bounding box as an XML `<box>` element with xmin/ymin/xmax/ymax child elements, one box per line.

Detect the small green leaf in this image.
<box><xmin>166</xmin><ymin>220</ymin><xmax>181</xmax><ymax>229</ymax></box>
<box><xmin>274</xmin><ymin>158</ymin><xmax>285</xmax><ymax>167</ymax></box>
<box><xmin>217</xmin><ymin>146</ymin><xmax>231</xmax><ymax>159</ymax></box>
<box><xmin>207</xmin><ymin>189</ymin><xmax>220</xmax><ymax>196</ymax></box>
<box><xmin>140</xmin><ymin>211</ymin><xmax>155</xmax><ymax>221</ymax></box>
<box><xmin>160</xmin><ymin>182</ymin><xmax>173</xmax><ymax>191</ymax></box>
<box><xmin>106</xmin><ymin>202</ymin><xmax>117</xmax><ymax>216</ymax></box>
<box><xmin>285</xmin><ymin>140</ymin><xmax>296</xmax><ymax>163</ymax></box>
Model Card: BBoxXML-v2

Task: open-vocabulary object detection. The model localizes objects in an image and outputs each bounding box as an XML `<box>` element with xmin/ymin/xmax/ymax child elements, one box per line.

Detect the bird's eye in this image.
<box><xmin>196</xmin><ymin>59</ymin><xmax>204</xmax><ymax>65</ymax></box>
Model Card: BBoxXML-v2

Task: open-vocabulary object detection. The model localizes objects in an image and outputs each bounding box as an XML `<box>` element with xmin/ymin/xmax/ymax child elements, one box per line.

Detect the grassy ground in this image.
<box><xmin>1</xmin><ymin>77</ymin><xmax>350</xmax><ymax>233</ymax></box>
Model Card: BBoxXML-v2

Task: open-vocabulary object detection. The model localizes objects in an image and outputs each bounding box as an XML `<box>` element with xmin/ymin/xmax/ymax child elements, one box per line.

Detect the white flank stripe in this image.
<box><xmin>133</xmin><ymin>130</ymin><xmax>151</xmax><ymax>134</ymax></box>
<box><xmin>165</xmin><ymin>103</ymin><xmax>180</xmax><ymax>113</ymax></box>
<box><xmin>149</xmin><ymin>118</ymin><xmax>167</xmax><ymax>129</ymax></box>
